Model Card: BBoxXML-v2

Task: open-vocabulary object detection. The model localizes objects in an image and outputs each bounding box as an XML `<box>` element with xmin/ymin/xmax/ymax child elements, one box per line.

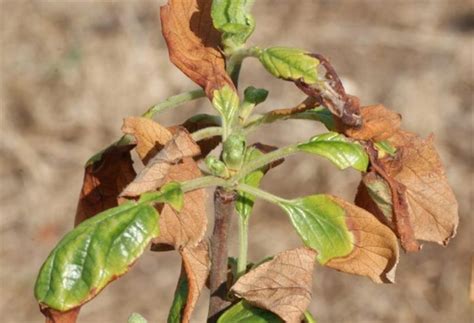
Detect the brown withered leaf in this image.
<box><xmin>325</xmin><ymin>196</ymin><xmax>399</xmax><ymax>284</ymax></box>
<box><xmin>121</xmin><ymin>128</ymin><xmax>200</xmax><ymax>197</ymax></box>
<box><xmin>231</xmin><ymin>247</ymin><xmax>316</xmax><ymax>323</ymax></box>
<box><xmin>122</xmin><ymin>117</ymin><xmax>172</xmax><ymax>164</ymax></box>
<box><xmin>383</xmin><ymin>133</ymin><xmax>458</xmax><ymax>245</ymax></box>
<box><xmin>151</xmin><ymin>157</ymin><xmax>207</xmax><ymax>250</ymax></box>
<box><xmin>74</xmin><ymin>144</ymin><xmax>136</xmax><ymax>226</ymax></box>
<box><xmin>40</xmin><ymin>307</ymin><xmax>80</xmax><ymax>323</ymax></box>
<box><xmin>343</xmin><ymin>104</ymin><xmax>401</xmax><ymax>141</ymax></box>
<box><xmin>160</xmin><ymin>0</ymin><xmax>235</xmax><ymax>98</ymax></box>
<box><xmin>177</xmin><ymin>241</ymin><xmax>211</xmax><ymax>322</ymax></box>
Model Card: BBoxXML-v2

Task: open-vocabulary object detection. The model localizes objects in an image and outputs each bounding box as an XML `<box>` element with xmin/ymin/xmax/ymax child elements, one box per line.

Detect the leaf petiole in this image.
<box><xmin>226</xmin><ymin>46</ymin><xmax>262</xmax><ymax>86</ymax></box>
<box><xmin>142</xmin><ymin>89</ymin><xmax>205</xmax><ymax>119</ymax></box>
<box><xmin>237</xmin><ymin>183</ymin><xmax>288</xmax><ymax>205</ymax></box>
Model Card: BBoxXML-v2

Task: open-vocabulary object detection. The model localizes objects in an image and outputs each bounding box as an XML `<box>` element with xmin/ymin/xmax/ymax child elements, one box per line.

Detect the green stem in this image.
<box><xmin>232</xmin><ymin>144</ymin><xmax>299</xmax><ymax>183</ymax></box>
<box><xmin>142</xmin><ymin>89</ymin><xmax>205</xmax><ymax>119</ymax></box>
<box><xmin>237</xmin><ymin>183</ymin><xmax>288</xmax><ymax>204</ymax></box>
<box><xmin>226</xmin><ymin>47</ymin><xmax>262</xmax><ymax>87</ymax></box>
<box><xmin>236</xmin><ymin>215</ymin><xmax>249</xmax><ymax>279</ymax></box>
<box><xmin>180</xmin><ymin>176</ymin><xmax>229</xmax><ymax>193</ymax></box>
<box><xmin>191</xmin><ymin>127</ymin><xmax>222</xmax><ymax>142</ymax></box>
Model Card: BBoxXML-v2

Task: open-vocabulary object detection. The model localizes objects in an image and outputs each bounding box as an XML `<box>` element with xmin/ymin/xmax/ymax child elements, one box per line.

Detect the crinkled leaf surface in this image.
<box><xmin>297</xmin><ymin>132</ymin><xmax>368</xmax><ymax>172</ymax></box>
<box><xmin>160</xmin><ymin>0</ymin><xmax>235</xmax><ymax>98</ymax></box>
<box><xmin>75</xmin><ymin>144</ymin><xmax>136</xmax><ymax>226</ymax></box>
<box><xmin>217</xmin><ymin>301</ymin><xmax>283</xmax><ymax>323</ymax></box>
<box><xmin>279</xmin><ymin>195</ymin><xmax>353</xmax><ymax>264</ymax></box>
<box><xmin>259</xmin><ymin>47</ymin><xmax>319</xmax><ymax>84</ymax></box>
<box><xmin>35</xmin><ymin>201</ymin><xmax>159</xmax><ymax>311</ymax></box>
<box><xmin>211</xmin><ymin>0</ymin><xmax>255</xmax><ymax>51</ymax></box>
<box><xmin>231</xmin><ymin>248</ymin><xmax>316</xmax><ymax>323</ymax></box>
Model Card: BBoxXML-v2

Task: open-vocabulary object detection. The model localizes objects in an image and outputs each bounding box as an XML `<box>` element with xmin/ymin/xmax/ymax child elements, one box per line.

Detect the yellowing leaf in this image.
<box><xmin>325</xmin><ymin>196</ymin><xmax>399</xmax><ymax>283</ymax></box>
<box><xmin>231</xmin><ymin>248</ymin><xmax>316</xmax><ymax>323</ymax></box>
<box><xmin>122</xmin><ymin>117</ymin><xmax>172</xmax><ymax>164</ymax></box>
<box><xmin>160</xmin><ymin>0</ymin><xmax>235</xmax><ymax>98</ymax></box>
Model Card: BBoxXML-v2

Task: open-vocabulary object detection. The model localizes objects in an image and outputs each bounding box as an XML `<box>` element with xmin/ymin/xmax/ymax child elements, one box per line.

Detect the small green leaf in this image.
<box><xmin>374</xmin><ymin>140</ymin><xmax>397</xmax><ymax>157</ymax></box>
<box><xmin>236</xmin><ymin>147</ymin><xmax>265</xmax><ymax>219</ymax></box>
<box><xmin>128</xmin><ymin>312</ymin><xmax>148</xmax><ymax>323</ymax></box>
<box><xmin>279</xmin><ymin>195</ymin><xmax>354</xmax><ymax>263</ymax></box>
<box><xmin>244</xmin><ymin>86</ymin><xmax>269</xmax><ymax>106</ymax></box>
<box><xmin>297</xmin><ymin>132</ymin><xmax>369</xmax><ymax>172</ymax></box>
<box><xmin>211</xmin><ymin>0</ymin><xmax>256</xmax><ymax>52</ymax></box>
<box><xmin>167</xmin><ymin>274</ymin><xmax>189</xmax><ymax>323</ymax></box>
<box><xmin>222</xmin><ymin>133</ymin><xmax>246</xmax><ymax>171</ymax></box>
<box><xmin>34</xmin><ymin>202</ymin><xmax>159</xmax><ymax>311</ymax></box>
<box><xmin>205</xmin><ymin>155</ymin><xmax>230</xmax><ymax>178</ymax></box>
<box><xmin>259</xmin><ymin>47</ymin><xmax>319</xmax><ymax>84</ymax></box>
<box><xmin>212</xmin><ymin>85</ymin><xmax>240</xmax><ymax>138</ymax></box>
<box><xmin>138</xmin><ymin>182</ymin><xmax>184</xmax><ymax>211</ymax></box>
<box><xmin>217</xmin><ymin>301</ymin><xmax>283</xmax><ymax>323</ymax></box>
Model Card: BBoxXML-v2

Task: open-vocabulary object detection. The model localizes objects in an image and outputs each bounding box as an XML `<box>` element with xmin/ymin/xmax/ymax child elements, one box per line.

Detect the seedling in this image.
<box><xmin>35</xmin><ymin>1</ymin><xmax>458</xmax><ymax>322</ymax></box>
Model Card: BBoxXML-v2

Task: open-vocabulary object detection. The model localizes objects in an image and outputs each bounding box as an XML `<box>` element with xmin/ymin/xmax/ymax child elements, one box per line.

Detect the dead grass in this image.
<box><xmin>1</xmin><ymin>0</ymin><xmax>472</xmax><ymax>322</ymax></box>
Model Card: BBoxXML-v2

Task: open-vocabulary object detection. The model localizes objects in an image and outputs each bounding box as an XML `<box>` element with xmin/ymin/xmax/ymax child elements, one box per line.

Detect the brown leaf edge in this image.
<box><xmin>325</xmin><ymin>196</ymin><xmax>400</xmax><ymax>284</ymax></box>
<box><xmin>40</xmin><ymin>306</ymin><xmax>80</xmax><ymax>323</ymax></box>
<box><xmin>160</xmin><ymin>0</ymin><xmax>235</xmax><ymax>99</ymax></box>
<box><xmin>231</xmin><ymin>247</ymin><xmax>316</xmax><ymax>323</ymax></box>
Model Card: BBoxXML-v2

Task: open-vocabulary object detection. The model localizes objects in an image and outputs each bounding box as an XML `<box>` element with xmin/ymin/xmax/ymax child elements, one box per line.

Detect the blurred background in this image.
<box><xmin>1</xmin><ymin>0</ymin><xmax>472</xmax><ymax>322</ymax></box>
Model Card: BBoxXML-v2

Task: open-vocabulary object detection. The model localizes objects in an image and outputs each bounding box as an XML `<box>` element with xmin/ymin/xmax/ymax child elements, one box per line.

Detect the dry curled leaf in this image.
<box><xmin>325</xmin><ymin>196</ymin><xmax>399</xmax><ymax>284</ymax></box>
<box><xmin>357</xmin><ymin>132</ymin><xmax>458</xmax><ymax>251</ymax></box>
<box><xmin>343</xmin><ymin>104</ymin><xmax>401</xmax><ymax>141</ymax></box>
<box><xmin>178</xmin><ymin>241</ymin><xmax>211</xmax><ymax>323</ymax></box>
<box><xmin>121</xmin><ymin>128</ymin><xmax>200</xmax><ymax>197</ymax></box>
<box><xmin>383</xmin><ymin>133</ymin><xmax>458</xmax><ymax>245</ymax></box>
<box><xmin>231</xmin><ymin>247</ymin><xmax>316</xmax><ymax>323</ymax></box>
<box><xmin>74</xmin><ymin>144</ymin><xmax>136</xmax><ymax>226</ymax></box>
<box><xmin>151</xmin><ymin>157</ymin><xmax>207</xmax><ymax>250</ymax></box>
<box><xmin>122</xmin><ymin>117</ymin><xmax>172</xmax><ymax>164</ymax></box>
<box><xmin>160</xmin><ymin>0</ymin><xmax>235</xmax><ymax>98</ymax></box>
<box><xmin>40</xmin><ymin>307</ymin><xmax>80</xmax><ymax>323</ymax></box>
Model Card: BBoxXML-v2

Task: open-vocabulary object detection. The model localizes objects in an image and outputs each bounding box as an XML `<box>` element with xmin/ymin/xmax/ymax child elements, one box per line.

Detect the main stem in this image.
<box><xmin>208</xmin><ymin>187</ymin><xmax>235</xmax><ymax>322</ymax></box>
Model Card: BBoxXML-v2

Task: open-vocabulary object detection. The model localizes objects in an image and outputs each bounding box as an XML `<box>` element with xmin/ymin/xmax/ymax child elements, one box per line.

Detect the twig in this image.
<box><xmin>207</xmin><ymin>187</ymin><xmax>235</xmax><ymax>322</ymax></box>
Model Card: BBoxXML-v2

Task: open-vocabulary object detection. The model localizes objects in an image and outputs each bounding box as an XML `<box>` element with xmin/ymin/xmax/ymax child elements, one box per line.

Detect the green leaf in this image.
<box><xmin>244</xmin><ymin>86</ymin><xmax>269</xmax><ymax>106</ymax></box>
<box><xmin>304</xmin><ymin>311</ymin><xmax>317</xmax><ymax>323</ymax></box>
<box><xmin>217</xmin><ymin>301</ymin><xmax>283</xmax><ymax>323</ymax></box>
<box><xmin>211</xmin><ymin>0</ymin><xmax>256</xmax><ymax>52</ymax></box>
<box><xmin>279</xmin><ymin>195</ymin><xmax>354</xmax><ymax>264</ymax></box>
<box><xmin>297</xmin><ymin>132</ymin><xmax>369</xmax><ymax>172</ymax></box>
<box><xmin>236</xmin><ymin>147</ymin><xmax>265</xmax><ymax>219</ymax></box>
<box><xmin>374</xmin><ymin>140</ymin><xmax>397</xmax><ymax>157</ymax></box>
<box><xmin>138</xmin><ymin>182</ymin><xmax>184</xmax><ymax>211</ymax></box>
<box><xmin>128</xmin><ymin>312</ymin><xmax>148</xmax><ymax>323</ymax></box>
<box><xmin>290</xmin><ymin>107</ymin><xmax>336</xmax><ymax>131</ymax></box>
<box><xmin>259</xmin><ymin>47</ymin><xmax>319</xmax><ymax>84</ymax></box>
<box><xmin>167</xmin><ymin>274</ymin><xmax>188</xmax><ymax>323</ymax></box>
<box><xmin>34</xmin><ymin>202</ymin><xmax>159</xmax><ymax>311</ymax></box>
<box><xmin>212</xmin><ymin>85</ymin><xmax>240</xmax><ymax>138</ymax></box>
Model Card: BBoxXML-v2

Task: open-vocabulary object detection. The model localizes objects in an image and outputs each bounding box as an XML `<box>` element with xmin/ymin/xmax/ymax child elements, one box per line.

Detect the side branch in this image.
<box><xmin>208</xmin><ymin>187</ymin><xmax>235</xmax><ymax>322</ymax></box>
